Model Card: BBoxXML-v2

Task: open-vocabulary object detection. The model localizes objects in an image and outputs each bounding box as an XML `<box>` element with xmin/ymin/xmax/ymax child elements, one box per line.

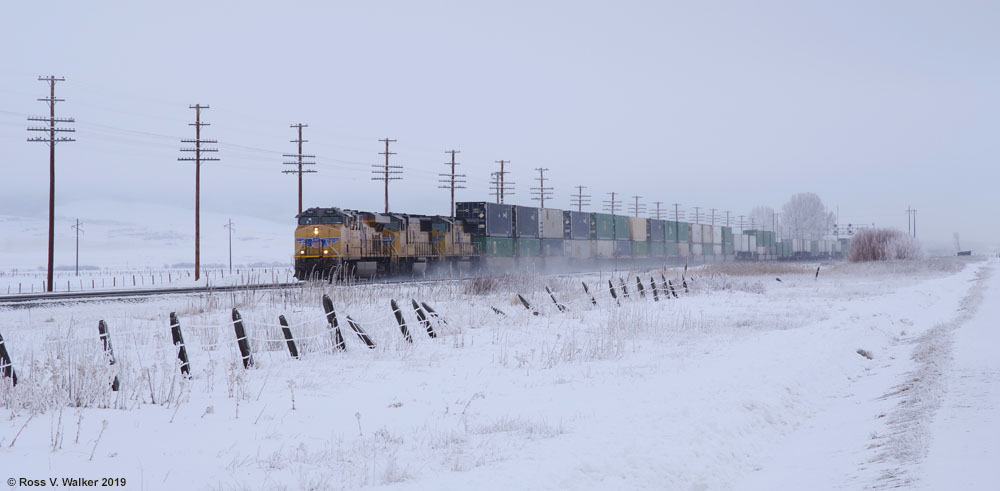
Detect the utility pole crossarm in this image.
<box><xmin>282</xmin><ymin>123</ymin><xmax>316</xmax><ymax>214</ymax></box>
<box><xmin>530</xmin><ymin>167</ymin><xmax>554</xmax><ymax>209</ymax></box>
<box><xmin>178</xmin><ymin>104</ymin><xmax>218</xmax><ymax>282</ymax></box>
<box><xmin>570</xmin><ymin>185</ymin><xmax>591</xmax><ymax>212</ymax></box>
<box><xmin>372</xmin><ymin>138</ymin><xmax>401</xmax><ymax>213</ymax></box>
<box><xmin>438</xmin><ymin>150</ymin><xmax>465</xmax><ymax>217</ymax></box>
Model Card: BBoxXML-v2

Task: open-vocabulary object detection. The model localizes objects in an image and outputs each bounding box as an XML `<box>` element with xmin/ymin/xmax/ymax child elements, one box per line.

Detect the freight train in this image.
<box><xmin>292</xmin><ymin>202</ymin><xmax>846</xmax><ymax>279</ymax></box>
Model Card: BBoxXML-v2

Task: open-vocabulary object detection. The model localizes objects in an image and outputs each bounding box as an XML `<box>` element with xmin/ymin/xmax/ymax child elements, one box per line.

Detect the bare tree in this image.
<box><xmin>747</xmin><ymin>205</ymin><xmax>775</xmax><ymax>231</ymax></box>
<box><xmin>781</xmin><ymin>192</ymin><xmax>835</xmax><ymax>240</ymax></box>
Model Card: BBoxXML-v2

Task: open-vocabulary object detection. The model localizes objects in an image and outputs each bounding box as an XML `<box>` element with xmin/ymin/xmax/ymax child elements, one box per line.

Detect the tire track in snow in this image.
<box><xmin>866</xmin><ymin>265</ymin><xmax>992</xmax><ymax>489</ymax></box>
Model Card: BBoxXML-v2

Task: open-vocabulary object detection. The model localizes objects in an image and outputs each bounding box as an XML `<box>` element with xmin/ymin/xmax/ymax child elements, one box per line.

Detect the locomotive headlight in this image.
<box><xmin>323</xmin><ymin>249</ymin><xmax>329</xmax><ymax>254</ymax></box>
<box><xmin>313</xmin><ymin>227</ymin><xmax>319</xmax><ymax>236</ymax></box>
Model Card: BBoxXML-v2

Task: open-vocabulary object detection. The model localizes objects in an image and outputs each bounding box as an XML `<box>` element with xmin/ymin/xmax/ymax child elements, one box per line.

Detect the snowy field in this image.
<box><xmin>0</xmin><ymin>258</ymin><xmax>996</xmax><ymax>490</ymax></box>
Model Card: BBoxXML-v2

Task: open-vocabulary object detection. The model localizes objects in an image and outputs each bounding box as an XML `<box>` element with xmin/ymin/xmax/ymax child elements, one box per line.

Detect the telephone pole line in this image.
<box><xmin>178</xmin><ymin>104</ymin><xmax>219</xmax><ymax>282</ymax></box>
<box><xmin>628</xmin><ymin>196</ymin><xmax>645</xmax><ymax>217</ymax></box>
<box><xmin>71</xmin><ymin>219</ymin><xmax>84</xmax><ymax>276</ymax></box>
<box><xmin>530</xmin><ymin>167</ymin><xmax>553</xmax><ymax>208</ymax></box>
<box><xmin>490</xmin><ymin>160</ymin><xmax>513</xmax><ymax>204</ymax></box>
<box><xmin>693</xmin><ymin>206</ymin><xmax>702</xmax><ymax>224</ymax></box>
<box><xmin>27</xmin><ymin>75</ymin><xmax>75</xmax><ymax>292</ymax></box>
<box><xmin>738</xmin><ymin>215</ymin><xmax>745</xmax><ymax>232</ymax></box>
<box><xmin>652</xmin><ymin>201</ymin><xmax>664</xmax><ymax>220</ymax></box>
<box><xmin>224</xmin><ymin>219</ymin><xmax>235</xmax><ymax>274</ymax></box>
<box><xmin>438</xmin><ymin>150</ymin><xmax>466</xmax><ymax>217</ymax></box>
<box><xmin>725</xmin><ymin>211</ymin><xmax>732</xmax><ymax>227</ymax></box>
<box><xmin>672</xmin><ymin>203</ymin><xmax>682</xmax><ymax>222</ymax></box>
<box><xmin>372</xmin><ymin>138</ymin><xmax>402</xmax><ymax>214</ymax></box>
<box><xmin>710</xmin><ymin>208</ymin><xmax>717</xmax><ymax>226</ymax></box>
<box><xmin>603</xmin><ymin>192</ymin><xmax>621</xmax><ymax>216</ymax></box>
<box><xmin>570</xmin><ymin>185</ymin><xmax>591</xmax><ymax>212</ymax></box>
<box><xmin>282</xmin><ymin>123</ymin><xmax>316</xmax><ymax>215</ymax></box>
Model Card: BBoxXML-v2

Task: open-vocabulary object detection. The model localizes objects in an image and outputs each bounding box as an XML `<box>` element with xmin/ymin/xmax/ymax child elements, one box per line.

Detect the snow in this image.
<box><xmin>0</xmin><ymin>258</ymin><xmax>996</xmax><ymax>490</ymax></box>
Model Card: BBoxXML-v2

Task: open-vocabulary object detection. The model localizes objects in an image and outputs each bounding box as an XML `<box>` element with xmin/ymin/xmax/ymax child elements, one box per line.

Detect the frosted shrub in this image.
<box><xmin>848</xmin><ymin>228</ymin><xmax>921</xmax><ymax>262</ymax></box>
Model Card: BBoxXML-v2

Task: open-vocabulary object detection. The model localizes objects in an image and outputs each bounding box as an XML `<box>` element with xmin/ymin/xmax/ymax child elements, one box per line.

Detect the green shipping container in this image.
<box><xmin>590</xmin><ymin>213</ymin><xmax>615</xmax><ymax>239</ymax></box>
<box><xmin>540</xmin><ymin>238</ymin><xmax>564</xmax><ymax>256</ymax></box>
<box><xmin>723</xmin><ymin>243</ymin><xmax>734</xmax><ymax>255</ymax></box>
<box><xmin>516</xmin><ymin>238</ymin><xmax>541</xmax><ymax>257</ymax></box>
<box><xmin>633</xmin><ymin>241</ymin><xmax>649</xmax><ymax>257</ymax></box>
<box><xmin>649</xmin><ymin>241</ymin><xmax>665</xmax><ymax>257</ymax></box>
<box><xmin>665</xmin><ymin>220</ymin><xmax>677</xmax><ymax>241</ymax></box>
<box><xmin>614</xmin><ymin>215</ymin><xmax>631</xmax><ymax>240</ymax></box>
<box><xmin>722</xmin><ymin>226</ymin><xmax>733</xmax><ymax>244</ymax></box>
<box><xmin>473</xmin><ymin>236</ymin><xmax>515</xmax><ymax>257</ymax></box>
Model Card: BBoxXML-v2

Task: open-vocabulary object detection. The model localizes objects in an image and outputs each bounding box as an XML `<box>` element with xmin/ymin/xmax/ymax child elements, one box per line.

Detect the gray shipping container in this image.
<box><xmin>648</xmin><ymin>219</ymin><xmax>665</xmax><ymax>241</ymax></box>
<box><xmin>513</xmin><ymin>205</ymin><xmax>540</xmax><ymax>238</ymax></box>
<box><xmin>564</xmin><ymin>211</ymin><xmax>591</xmax><ymax>240</ymax></box>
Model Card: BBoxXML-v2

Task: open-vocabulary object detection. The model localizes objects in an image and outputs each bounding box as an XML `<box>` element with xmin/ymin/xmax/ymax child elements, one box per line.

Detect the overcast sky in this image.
<box><xmin>1</xmin><ymin>1</ymin><xmax>997</xmax><ymax>248</ymax></box>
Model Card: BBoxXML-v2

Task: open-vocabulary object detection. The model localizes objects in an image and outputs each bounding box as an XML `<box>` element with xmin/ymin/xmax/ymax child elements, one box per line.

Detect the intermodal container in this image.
<box><xmin>590</xmin><ymin>213</ymin><xmax>614</xmax><ymax>239</ymax></box>
<box><xmin>650</xmin><ymin>241</ymin><xmax>665</xmax><ymax>256</ymax></box>
<box><xmin>632</xmin><ymin>240</ymin><xmax>649</xmax><ymax>257</ymax></box>
<box><xmin>712</xmin><ymin>225</ymin><xmax>723</xmax><ymax>245</ymax></box>
<box><xmin>540</xmin><ymin>238</ymin><xmax>564</xmax><ymax>256</ymax></box>
<box><xmin>614</xmin><ymin>215</ymin><xmax>631</xmax><ymax>240</ymax></box>
<box><xmin>692</xmin><ymin>224</ymin><xmax>703</xmax><ymax>244</ymax></box>
<box><xmin>649</xmin><ymin>219</ymin><xmax>665</xmax><ymax>241</ymax></box>
<box><xmin>678</xmin><ymin>242</ymin><xmax>690</xmax><ymax>257</ymax></box>
<box><xmin>629</xmin><ymin>217</ymin><xmax>647</xmax><ymax>241</ymax></box>
<box><xmin>691</xmin><ymin>243</ymin><xmax>703</xmax><ymax>256</ymax></box>
<box><xmin>565</xmin><ymin>211</ymin><xmax>591</xmax><ymax>240</ymax></box>
<box><xmin>566</xmin><ymin>239</ymin><xmax>592</xmax><ymax>259</ymax></box>
<box><xmin>515</xmin><ymin>237</ymin><xmax>541</xmax><ymax>256</ymax></box>
<box><xmin>593</xmin><ymin>239</ymin><xmax>615</xmax><ymax>258</ymax></box>
<box><xmin>539</xmin><ymin>208</ymin><xmax>563</xmax><ymax>239</ymax></box>
<box><xmin>472</xmin><ymin>236</ymin><xmax>514</xmax><ymax>256</ymax></box>
<box><xmin>712</xmin><ymin>244</ymin><xmax>722</xmax><ymax>256</ymax></box>
<box><xmin>665</xmin><ymin>220</ymin><xmax>678</xmax><ymax>241</ymax></box>
<box><xmin>615</xmin><ymin>240</ymin><xmax>632</xmax><ymax>257</ymax></box>
<box><xmin>456</xmin><ymin>202</ymin><xmax>513</xmax><ymax>237</ymax></box>
<box><xmin>677</xmin><ymin>222</ymin><xmax>690</xmax><ymax>242</ymax></box>
<box><xmin>513</xmin><ymin>206</ymin><xmax>540</xmax><ymax>238</ymax></box>
<box><xmin>665</xmin><ymin>241</ymin><xmax>679</xmax><ymax>257</ymax></box>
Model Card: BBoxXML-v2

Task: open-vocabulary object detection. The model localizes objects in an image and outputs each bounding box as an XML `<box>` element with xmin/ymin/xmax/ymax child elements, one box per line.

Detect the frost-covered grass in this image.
<box><xmin>0</xmin><ymin>258</ymin><xmax>987</xmax><ymax>490</ymax></box>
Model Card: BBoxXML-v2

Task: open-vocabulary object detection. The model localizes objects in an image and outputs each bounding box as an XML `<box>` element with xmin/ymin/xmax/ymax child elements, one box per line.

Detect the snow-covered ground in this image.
<box><xmin>0</xmin><ymin>258</ymin><xmax>996</xmax><ymax>490</ymax></box>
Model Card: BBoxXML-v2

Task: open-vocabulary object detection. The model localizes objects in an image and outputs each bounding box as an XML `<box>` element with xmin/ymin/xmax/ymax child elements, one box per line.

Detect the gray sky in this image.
<box><xmin>1</xmin><ymin>1</ymin><xmax>997</xmax><ymax>249</ymax></box>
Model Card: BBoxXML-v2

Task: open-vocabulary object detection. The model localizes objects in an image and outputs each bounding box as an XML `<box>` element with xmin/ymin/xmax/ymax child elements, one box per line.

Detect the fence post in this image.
<box><xmin>345</xmin><ymin>316</ymin><xmax>376</xmax><ymax>349</ymax></box>
<box><xmin>232</xmin><ymin>309</ymin><xmax>254</xmax><ymax>369</ymax></box>
<box><xmin>0</xmin><ymin>331</ymin><xmax>17</xmax><ymax>387</ymax></box>
<box><xmin>608</xmin><ymin>280</ymin><xmax>619</xmax><ymax>304</ymax></box>
<box><xmin>169</xmin><ymin>312</ymin><xmax>191</xmax><ymax>377</ymax></box>
<box><xmin>420</xmin><ymin>302</ymin><xmax>449</xmax><ymax>328</ymax></box>
<box><xmin>411</xmin><ymin>299</ymin><xmax>436</xmax><ymax>338</ymax></box>
<box><xmin>635</xmin><ymin>277</ymin><xmax>645</xmax><ymax>298</ymax></box>
<box><xmin>390</xmin><ymin>300</ymin><xmax>413</xmax><ymax>343</ymax></box>
<box><xmin>582</xmin><ymin>282</ymin><xmax>597</xmax><ymax>306</ymax></box>
<box><xmin>322</xmin><ymin>294</ymin><xmax>346</xmax><ymax>351</ymax></box>
<box><xmin>97</xmin><ymin>320</ymin><xmax>120</xmax><ymax>391</ymax></box>
<box><xmin>545</xmin><ymin>286</ymin><xmax>567</xmax><ymax>312</ymax></box>
<box><xmin>278</xmin><ymin>315</ymin><xmax>300</xmax><ymax>359</ymax></box>
<box><xmin>619</xmin><ymin>278</ymin><xmax>630</xmax><ymax>298</ymax></box>
<box><xmin>516</xmin><ymin>294</ymin><xmax>539</xmax><ymax>316</ymax></box>
<box><xmin>650</xmin><ymin>277</ymin><xmax>659</xmax><ymax>302</ymax></box>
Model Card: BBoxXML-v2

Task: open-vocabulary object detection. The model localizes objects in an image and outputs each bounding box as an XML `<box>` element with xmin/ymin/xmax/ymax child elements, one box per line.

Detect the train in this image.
<box><xmin>292</xmin><ymin>202</ymin><xmax>847</xmax><ymax>279</ymax></box>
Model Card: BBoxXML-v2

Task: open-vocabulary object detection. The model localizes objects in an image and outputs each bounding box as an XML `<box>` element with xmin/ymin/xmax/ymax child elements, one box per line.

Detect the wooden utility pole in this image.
<box><xmin>438</xmin><ymin>150</ymin><xmax>465</xmax><ymax>217</ymax></box>
<box><xmin>725</xmin><ymin>210</ymin><xmax>732</xmax><ymax>227</ymax></box>
<box><xmin>490</xmin><ymin>160</ymin><xmax>512</xmax><ymax>204</ymax></box>
<box><xmin>71</xmin><ymin>219</ymin><xmax>84</xmax><ymax>276</ymax></box>
<box><xmin>693</xmin><ymin>206</ymin><xmax>702</xmax><ymax>224</ymax></box>
<box><xmin>652</xmin><ymin>201</ymin><xmax>664</xmax><ymax>220</ymax></box>
<box><xmin>738</xmin><ymin>215</ymin><xmax>745</xmax><ymax>232</ymax></box>
<box><xmin>372</xmin><ymin>138</ymin><xmax>401</xmax><ymax>213</ymax></box>
<box><xmin>570</xmin><ymin>185</ymin><xmax>591</xmax><ymax>212</ymax></box>
<box><xmin>628</xmin><ymin>196</ymin><xmax>645</xmax><ymax>217</ymax></box>
<box><xmin>282</xmin><ymin>123</ymin><xmax>316</xmax><ymax>215</ymax></box>
<box><xmin>710</xmin><ymin>208</ymin><xmax>717</xmax><ymax>226</ymax></box>
<box><xmin>602</xmin><ymin>192</ymin><xmax>620</xmax><ymax>216</ymax></box>
<box><xmin>224</xmin><ymin>219</ymin><xmax>235</xmax><ymax>273</ymax></box>
<box><xmin>530</xmin><ymin>167</ymin><xmax>553</xmax><ymax>208</ymax></box>
<box><xmin>27</xmin><ymin>76</ymin><xmax>75</xmax><ymax>292</ymax></box>
<box><xmin>178</xmin><ymin>104</ymin><xmax>219</xmax><ymax>282</ymax></box>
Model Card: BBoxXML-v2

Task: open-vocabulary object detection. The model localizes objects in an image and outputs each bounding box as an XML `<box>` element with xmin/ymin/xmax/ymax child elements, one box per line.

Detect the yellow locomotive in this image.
<box><xmin>293</xmin><ymin>207</ymin><xmax>476</xmax><ymax>279</ymax></box>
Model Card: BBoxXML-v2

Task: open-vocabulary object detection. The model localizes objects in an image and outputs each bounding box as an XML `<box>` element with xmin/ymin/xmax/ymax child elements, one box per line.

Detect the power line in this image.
<box><xmin>438</xmin><ymin>149</ymin><xmax>466</xmax><ymax>217</ymax></box>
<box><xmin>27</xmin><ymin>76</ymin><xmax>75</xmax><ymax>293</ymax></box>
<box><xmin>570</xmin><ymin>185</ymin><xmax>591</xmax><ymax>212</ymax></box>
<box><xmin>371</xmin><ymin>138</ymin><xmax>402</xmax><ymax>214</ymax></box>
<box><xmin>224</xmin><ymin>219</ymin><xmax>235</xmax><ymax>274</ymax></box>
<box><xmin>652</xmin><ymin>201</ymin><xmax>664</xmax><ymax>220</ymax></box>
<box><xmin>628</xmin><ymin>195</ymin><xmax>646</xmax><ymax>217</ymax></box>
<box><xmin>530</xmin><ymin>167</ymin><xmax>553</xmax><ymax>208</ymax></box>
<box><xmin>710</xmin><ymin>208</ymin><xmax>717</xmax><ymax>226</ymax></box>
<box><xmin>178</xmin><ymin>104</ymin><xmax>219</xmax><ymax>282</ymax></box>
<box><xmin>282</xmin><ymin>123</ymin><xmax>316</xmax><ymax>215</ymax></box>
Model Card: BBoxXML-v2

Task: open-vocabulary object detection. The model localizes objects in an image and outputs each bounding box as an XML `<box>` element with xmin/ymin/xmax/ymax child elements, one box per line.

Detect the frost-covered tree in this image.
<box><xmin>747</xmin><ymin>206</ymin><xmax>776</xmax><ymax>231</ymax></box>
<box><xmin>781</xmin><ymin>192</ymin><xmax>835</xmax><ymax>240</ymax></box>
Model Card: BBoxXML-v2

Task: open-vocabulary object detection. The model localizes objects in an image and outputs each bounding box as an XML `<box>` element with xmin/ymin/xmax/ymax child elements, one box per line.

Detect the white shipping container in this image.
<box><xmin>691</xmin><ymin>243</ymin><xmax>703</xmax><ymax>256</ymax></box>
<box><xmin>678</xmin><ymin>243</ymin><xmax>690</xmax><ymax>257</ymax></box>
<box><xmin>691</xmin><ymin>225</ymin><xmax>702</xmax><ymax>244</ymax></box>
<box><xmin>757</xmin><ymin>246</ymin><xmax>766</xmax><ymax>255</ymax></box>
<box><xmin>737</xmin><ymin>235</ymin><xmax>749</xmax><ymax>252</ymax></box>
<box><xmin>749</xmin><ymin>235</ymin><xmax>757</xmax><ymax>250</ymax></box>
<box><xmin>593</xmin><ymin>240</ymin><xmax>615</xmax><ymax>258</ymax></box>
<box><xmin>713</xmin><ymin>244</ymin><xmax>722</xmax><ymax>255</ymax></box>
<box><xmin>539</xmin><ymin>208</ymin><xmax>564</xmax><ymax>239</ymax></box>
<box><xmin>630</xmin><ymin>217</ymin><xmax>647</xmax><ymax>241</ymax></box>
<box><xmin>712</xmin><ymin>226</ymin><xmax>723</xmax><ymax>245</ymax></box>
